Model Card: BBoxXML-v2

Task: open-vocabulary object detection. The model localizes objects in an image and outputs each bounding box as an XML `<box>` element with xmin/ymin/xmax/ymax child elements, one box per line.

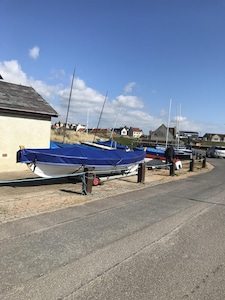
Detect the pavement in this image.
<box><xmin>0</xmin><ymin>161</ymin><xmax>213</xmax><ymax>224</ymax></box>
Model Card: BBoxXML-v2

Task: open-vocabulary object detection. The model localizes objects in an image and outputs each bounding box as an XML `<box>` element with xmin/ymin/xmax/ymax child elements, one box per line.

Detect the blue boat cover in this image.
<box><xmin>50</xmin><ymin>141</ymin><xmax>75</xmax><ymax>148</ymax></box>
<box><xmin>96</xmin><ymin>139</ymin><xmax>130</xmax><ymax>151</ymax></box>
<box><xmin>146</xmin><ymin>147</ymin><xmax>165</xmax><ymax>155</ymax></box>
<box><xmin>17</xmin><ymin>144</ymin><xmax>145</xmax><ymax>167</ymax></box>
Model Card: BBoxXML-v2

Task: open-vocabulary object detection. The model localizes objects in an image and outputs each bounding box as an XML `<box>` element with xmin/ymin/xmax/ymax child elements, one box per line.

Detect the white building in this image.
<box><xmin>0</xmin><ymin>80</ymin><xmax>58</xmax><ymax>172</ymax></box>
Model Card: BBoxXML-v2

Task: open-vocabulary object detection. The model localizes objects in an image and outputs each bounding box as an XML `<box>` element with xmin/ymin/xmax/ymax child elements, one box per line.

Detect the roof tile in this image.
<box><xmin>0</xmin><ymin>81</ymin><xmax>58</xmax><ymax>117</ymax></box>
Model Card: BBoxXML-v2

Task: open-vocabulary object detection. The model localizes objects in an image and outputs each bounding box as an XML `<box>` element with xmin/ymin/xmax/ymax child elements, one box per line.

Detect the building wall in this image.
<box><xmin>132</xmin><ymin>131</ymin><xmax>143</xmax><ymax>138</ymax></box>
<box><xmin>149</xmin><ymin>125</ymin><xmax>175</xmax><ymax>143</ymax></box>
<box><xmin>211</xmin><ymin>134</ymin><xmax>221</xmax><ymax>142</ymax></box>
<box><xmin>0</xmin><ymin>114</ymin><xmax>51</xmax><ymax>172</ymax></box>
<box><xmin>121</xmin><ymin>128</ymin><xmax>128</xmax><ymax>135</ymax></box>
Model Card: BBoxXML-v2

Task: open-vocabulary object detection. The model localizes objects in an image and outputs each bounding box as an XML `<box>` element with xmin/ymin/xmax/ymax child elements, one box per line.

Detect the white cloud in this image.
<box><xmin>113</xmin><ymin>95</ymin><xmax>143</xmax><ymax>108</ymax></box>
<box><xmin>58</xmin><ymin>77</ymin><xmax>106</xmax><ymax>117</ymax></box>
<box><xmin>0</xmin><ymin>60</ymin><xmax>177</xmax><ymax>133</ymax></box>
<box><xmin>1</xmin><ymin>59</ymin><xmax>219</xmax><ymax>135</ymax></box>
<box><xmin>0</xmin><ymin>60</ymin><xmax>27</xmax><ymax>85</ymax></box>
<box><xmin>49</xmin><ymin>69</ymin><xmax>66</xmax><ymax>80</ymax></box>
<box><xmin>0</xmin><ymin>60</ymin><xmax>61</xmax><ymax>100</ymax></box>
<box><xmin>174</xmin><ymin>115</ymin><xmax>185</xmax><ymax>122</ymax></box>
<box><xmin>123</xmin><ymin>82</ymin><xmax>136</xmax><ymax>94</ymax></box>
<box><xmin>29</xmin><ymin>46</ymin><xmax>40</xmax><ymax>59</ymax></box>
<box><xmin>159</xmin><ymin>109</ymin><xmax>167</xmax><ymax>118</ymax></box>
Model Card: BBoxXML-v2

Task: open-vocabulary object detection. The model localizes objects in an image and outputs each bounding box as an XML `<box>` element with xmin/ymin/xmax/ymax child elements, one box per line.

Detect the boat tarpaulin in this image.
<box><xmin>17</xmin><ymin>144</ymin><xmax>145</xmax><ymax>167</ymax></box>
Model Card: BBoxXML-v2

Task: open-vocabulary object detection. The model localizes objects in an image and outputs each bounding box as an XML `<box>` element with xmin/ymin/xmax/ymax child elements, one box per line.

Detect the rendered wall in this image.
<box><xmin>0</xmin><ymin>114</ymin><xmax>51</xmax><ymax>172</ymax></box>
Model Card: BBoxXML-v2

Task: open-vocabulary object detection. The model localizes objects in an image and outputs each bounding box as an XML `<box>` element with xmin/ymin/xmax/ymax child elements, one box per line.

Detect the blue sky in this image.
<box><xmin>1</xmin><ymin>0</ymin><xmax>225</xmax><ymax>135</ymax></box>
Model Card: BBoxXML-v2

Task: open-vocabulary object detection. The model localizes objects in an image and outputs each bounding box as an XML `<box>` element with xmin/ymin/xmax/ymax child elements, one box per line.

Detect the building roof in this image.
<box><xmin>90</xmin><ymin>128</ymin><xmax>110</xmax><ymax>134</ymax></box>
<box><xmin>0</xmin><ymin>81</ymin><xmax>58</xmax><ymax>117</ymax></box>
<box><xmin>129</xmin><ymin>127</ymin><xmax>143</xmax><ymax>132</ymax></box>
<box><xmin>150</xmin><ymin>124</ymin><xmax>175</xmax><ymax>142</ymax></box>
<box><xmin>203</xmin><ymin>133</ymin><xmax>225</xmax><ymax>139</ymax></box>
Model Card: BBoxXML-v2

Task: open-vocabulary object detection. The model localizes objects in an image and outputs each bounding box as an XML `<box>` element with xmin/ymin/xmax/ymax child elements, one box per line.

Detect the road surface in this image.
<box><xmin>1</xmin><ymin>158</ymin><xmax>225</xmax><ymax>299</ymax></box>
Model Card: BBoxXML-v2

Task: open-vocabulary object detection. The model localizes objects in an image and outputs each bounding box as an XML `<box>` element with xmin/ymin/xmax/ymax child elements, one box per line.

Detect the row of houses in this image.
<box><xmin>1</xmin><ymin>79</ymin><xmax>225</xmax><ymax>171</ymax></box>
<box><xmin>56</xmin><ymin>121</ymin><xmax>225</xmax><ymax>144</ymax></box>
<box><xmin>53</xmin><ymin>122</ymin><xmax>144</xmax><ymax>138</ymax></box>
<box><xmin>149</xmin><ymin>124</ymin><xmax>200</xmax><ymax>144</ymax></box>
<box><xmin>202</xmin><ymin>133</ymin><xmax>225</xmax><ymax>143</ymax></box>
<box><xmin>149</xmin><ymin>124</ymin><xmax>225</xmax><ymax>144</ymax></box>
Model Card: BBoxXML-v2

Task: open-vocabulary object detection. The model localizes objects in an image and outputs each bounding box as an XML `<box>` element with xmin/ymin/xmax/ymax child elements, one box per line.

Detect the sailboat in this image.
<box><xmin>17</xmin><ymin>144</ymin><xmax>145</xmax><ymax>178</ymax></box>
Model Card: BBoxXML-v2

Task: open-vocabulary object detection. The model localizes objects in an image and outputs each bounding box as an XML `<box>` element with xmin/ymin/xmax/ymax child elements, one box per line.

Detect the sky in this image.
<box><xmin>1</xmin><ymin>0</ymin><xmax>225</xmax><ymax>136</ymax></box>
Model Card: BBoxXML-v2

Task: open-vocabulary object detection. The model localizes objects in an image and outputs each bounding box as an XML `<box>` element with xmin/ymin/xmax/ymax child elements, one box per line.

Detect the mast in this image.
<box><xmin>63</xmin><ymin>67</ymin><xmax>75</xmax><ymax>143</ymax></box>
<box><xmin>110</xmin><ymin>102</ymin><xmax>123</xmax><ymax>146</ymax></box>
<box><xmin>93</xmin><ymin>91</ymin><xmax>108</xmax><ymax>142</ymax></box>
<box><xmin>86</xmin><ymin>108</ymin><xmax>89</xmax><ymax>134</ymax></box>
<box><xmin>176</xmin><ymin>104</ymin><xmax>179</xmax><ymax>147</ymax></box>
<box><xmin>177</xmin><ymin>103</ymin><xmax>181</xmax><ymax>148</ymax></box>
<box><xmin>166</xmin><ymin>98</ymin><xmax>172</xmax><ymax>148</ymax></box>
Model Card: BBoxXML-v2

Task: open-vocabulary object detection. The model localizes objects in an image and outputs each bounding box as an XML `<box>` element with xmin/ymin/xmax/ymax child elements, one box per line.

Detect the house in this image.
<box><xmin>53</xmin><ymin>121</ymin><xmax>64</xmax><ymax>129</ymax></box>
<box><xmin>74</xmin><ymin>123</ymin><xmax>87</xmax><ymax>132</ymax></box>
<box><xmin>203</xmin><ymin>133</ymin><xmax>225</xmax><ymax>143</ymax></box>
<box><xmin>179</xmin><ymin>131</ymin><xmax>199</xmax><ymax>139</ymax></box>
<box><xmin>90</xmin><ymin>128</ymin><xmax>111</xmax><ymax>135</ymax></box>
<box><xmin>128</xmin><ymin>127</ymin><xmax>143</xmax><ymax>138</ymax></box>
<box><xmin>110</xmin><ymin>126</ymin><xmax>144</xmax><ymax>137</ymax></box>
<box><xmin>77</xmin><ymin>127</ymin><xmax>86</xmax><ymax>133</ymax></box>
<box><xmin>0</xmin><ymin>80</ymin><xmax>58</xmax><ymax>172</ymax></box>
<box><xmin>149</xmin><ymin>124</ymin><xmax>176</xmax><ymax>143</ymax></box>
<box><xmin>113</xmin><ymin>126</ymin><xmax>129</xmax><ymax>136</ymax></box>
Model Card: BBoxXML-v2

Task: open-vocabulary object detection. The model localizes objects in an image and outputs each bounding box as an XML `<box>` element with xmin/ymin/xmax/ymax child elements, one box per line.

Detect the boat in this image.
<box><xmin>174</xmin><ymin>146</ymin><xmax>195</xmax><ymax>159</ymax></box>
<box><xmin>51</xmin><ymin>140</ymin><xmax>121</xmax><ymax>151</ymax></box>
<box><xmin>155</xmin><ymin>145</ymin><xmax>195</xmax><ymax>160</ymax></box>
<box><xmin>89</xmin><ymin>139</ymin><xmax>130</xmax><ymax>151</ymax></box>
<box><xmin>17</xmin><ymin>144</ymin><xmax>145</xmax><ymax>178</ymax></box>
<box><xmin>50</xmin><ymin>141</ymin><xmax>75</xmax><ymax>148</ymax></box>
<box><xmin>145</xmin><ymin>147</ymin><xmax>165</xmax><ymax>161</ymax></box>
<box><xmin>134</xmin><ymin>146</ymin><xmax>182</xmax><ymax>170</ymax></box>
<box><xmin>81</xmin><ymin>141</ymin><xmax>121</xmax><ymax>150</ymax></box>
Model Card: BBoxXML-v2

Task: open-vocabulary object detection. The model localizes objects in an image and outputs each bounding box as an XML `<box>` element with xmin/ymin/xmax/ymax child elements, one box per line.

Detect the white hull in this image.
<box><xmin>144</xmin><ymin>157</ymin><xmax>182</xmax><ymax>170</ymax></box>
<box><xmin>29</xmin><ymin>162</ymin><xmax>139</xmax><ymax>178</ymax></box>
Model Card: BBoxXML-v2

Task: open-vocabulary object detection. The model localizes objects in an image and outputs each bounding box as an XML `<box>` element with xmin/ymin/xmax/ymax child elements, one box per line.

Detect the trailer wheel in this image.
<box><xmin>93</xmin><ymin>177</ymin><xmax>100</xmax><ymax>186</ymax></box>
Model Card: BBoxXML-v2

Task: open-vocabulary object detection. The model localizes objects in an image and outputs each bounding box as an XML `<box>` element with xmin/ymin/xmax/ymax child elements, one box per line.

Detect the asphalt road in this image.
<box><xmin>1</xmin><ymin>157</ymin><xmax>225</xmax><ymax>299</ymax></box>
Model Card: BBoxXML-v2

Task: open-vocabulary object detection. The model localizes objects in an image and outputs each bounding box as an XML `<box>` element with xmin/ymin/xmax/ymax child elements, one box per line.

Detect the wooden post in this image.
<box><xmin>202</xmin><ymin>156</ymin><xmax>206</xmax><ymax>168</ymax></box>
<box><xmin>137</xmin><ymin>162</ymin><xmax>145</xmax><ymax>183</ymax></box>
<box><xmin>81</xmin><ymin>173</ymin><xmax>87</xmax><ymax>195</ymax></box>
<box><xmin>190</xmin><ymin>158</ymin><xmax>194</xmax><ymax>171</ymax></box>
<box><xmin>84</xmin><ymin>167</ymin><xmax>94</xmax><ymax>194</ymax></box>
<box><xmin>169</xmin><ymin>161</ymin><xmax>175</xmax><ymax>176</ymax></box>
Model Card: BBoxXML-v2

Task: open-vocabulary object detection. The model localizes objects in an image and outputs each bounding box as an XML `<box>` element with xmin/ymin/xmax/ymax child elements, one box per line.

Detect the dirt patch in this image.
<box><xmin>0</xmin><ymin>162</ymin><xmax>213</xmax><ymax>224</ymax></box>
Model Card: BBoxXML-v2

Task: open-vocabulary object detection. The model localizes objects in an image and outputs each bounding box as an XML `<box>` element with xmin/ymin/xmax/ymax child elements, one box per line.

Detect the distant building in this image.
<box><xmin>203</xmin><ymin>133</ymin><xmax>225</xmax><ymax>143</ymax></box>
<box><xmin>75</xmin><ymin>123</ymin><xmax>86</xmax><ymax>132</ymax></box>
<box><xmin>113</xmin><ymin>126</ymin><xmax>144</xmax><ymax>137</ymax></box>
<box><xmin>149</xmin><ymin>125</ymin><xmax>202</xmax><ymax>144</ymax></box>
<box><xmin>90</xmin><ymin>128</ymin><xmax>111</xmax><ymax>135</ymax></box>
<box><xmin>0</xmin><ymin>81</ymin><xmax>58</xmax><ymax>171</ymax></box>
<box><xmin>128</xmin><ymin>127</ymin><xmax>143</xmax><ymax>138</ymax></box>
<box><xmin>53</xmin><ymin>122</ymin><xmax>87</xmax><ymax>132</ymax></box>
<box><xmin>149</xmin><ymin>124</ymin><xmax>176</xmax><ymax>144</ymax></box>
<box><xmin>179</xmin><ymin>131</ymin><xmax>199</xmax><ymax>139</ymax></box>
<box><xmin>113</xmin><ymin>126</ymin><xmax>129</xmax><ymax>136</ymax></box>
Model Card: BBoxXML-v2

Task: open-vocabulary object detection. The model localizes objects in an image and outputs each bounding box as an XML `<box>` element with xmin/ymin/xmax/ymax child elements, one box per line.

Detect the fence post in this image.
<box><xmin>81</xmin><ymin>173</ymin><xmax>87</xmax><ymax>195</ymax></box>
<box><xmin>170</xmin><ymin>161</ymin><xmax>175</xmax><ymax>176</ymax></box>
<box><xmin>138</xmin><ymin>162</ymin><xmax>145</xmax><ymax>183</ymax></box>
<box><xmin>84</xmin><ymin>167</ymin><xmax>94</xmax><ymax>194</ymax></box>
<box><xmin>202</xmin><ymin>156</ymin><xmax>206</xmax><ymax>168</ymax></box>
<box><xmin>190</xmin><ymin>158</ymin><xmax>194</xmax><ymax>171</ymax></box>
